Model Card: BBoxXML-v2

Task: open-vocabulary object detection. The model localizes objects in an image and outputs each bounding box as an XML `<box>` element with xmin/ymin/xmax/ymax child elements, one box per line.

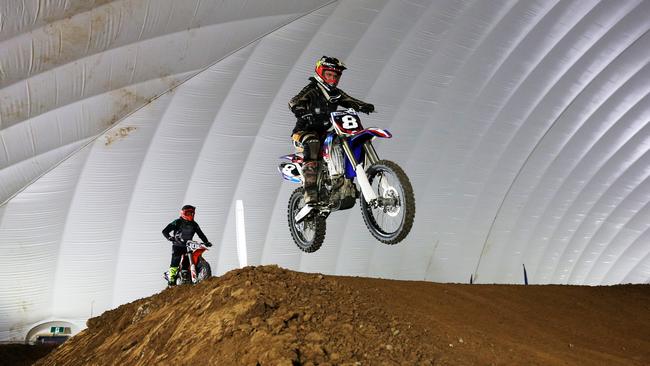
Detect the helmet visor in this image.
<box><xmin>316</xmin><ymin>66</ymin><xmax>341</xmax><ymax>86</ymax></box>
<box><xmin>181</xmin><ymin>208</ymin><xmax>195</xmax><ymax>220</ymax></box>
<box><xmin>322</xmin><ymin>69</ymin><xmax>340</xmax><ymax>84</ymax></box>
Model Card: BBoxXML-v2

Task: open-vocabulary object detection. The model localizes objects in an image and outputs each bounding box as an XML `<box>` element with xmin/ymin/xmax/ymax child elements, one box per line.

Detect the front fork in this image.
<box><xmin>363</xmin><ymin>142</ymin><xmax>380</xmax><ymax>165</ymax></box>
<box><xmin>341</xmin><ymin>139</ymin><xmax>379</xmax><ymax>203</ymax></box>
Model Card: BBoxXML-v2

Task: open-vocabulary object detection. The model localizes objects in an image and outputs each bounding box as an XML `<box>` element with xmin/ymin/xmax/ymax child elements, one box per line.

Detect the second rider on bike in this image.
<box><xmin>162</xmin><ymin>204</ymin><xmax>211</xmax><ymax>286</ymax></box>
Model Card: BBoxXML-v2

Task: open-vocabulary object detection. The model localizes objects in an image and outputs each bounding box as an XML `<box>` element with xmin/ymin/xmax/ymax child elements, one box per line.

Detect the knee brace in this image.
<box><xmin>302</xmin><ymin>136</ymin><xmax>320</xmax><ymax>161</ymax></box>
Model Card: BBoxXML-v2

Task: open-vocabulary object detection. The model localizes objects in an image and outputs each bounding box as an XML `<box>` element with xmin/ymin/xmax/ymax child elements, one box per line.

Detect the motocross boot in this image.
<box><xmin>168</xmin><ymin>266</ymin><xmax>179</xmax><ymax>286</ymax></box>
<box><xmin>302</xmin><ymin>161</ymin><xmax>319</xmax><ymax>204</ymax></box>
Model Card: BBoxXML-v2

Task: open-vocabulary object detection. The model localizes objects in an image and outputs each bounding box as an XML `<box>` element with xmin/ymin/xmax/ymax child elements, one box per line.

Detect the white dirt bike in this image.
<box><xmin>279</xmin><ymin>109</ymin><xmax>415</xmax><ymax>252</ymax></box>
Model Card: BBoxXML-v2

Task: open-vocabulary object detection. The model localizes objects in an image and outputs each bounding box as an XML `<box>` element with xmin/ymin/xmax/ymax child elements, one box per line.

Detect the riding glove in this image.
<box><xmin>358</xmin><ymin>103</ymin><xmax>375</xmax><ymax>114</ymax></box>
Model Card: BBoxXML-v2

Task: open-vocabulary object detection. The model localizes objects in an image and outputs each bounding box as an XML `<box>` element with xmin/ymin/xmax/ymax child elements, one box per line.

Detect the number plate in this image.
<box><xmin>331</xmin><ymin>110</ymin><xmax>363</xmax><ymax>135</ymax></box>
<box><xmin>187</xmin><ymin>241</ymin><xmax>201</xmax><ymax>251</ymax></box>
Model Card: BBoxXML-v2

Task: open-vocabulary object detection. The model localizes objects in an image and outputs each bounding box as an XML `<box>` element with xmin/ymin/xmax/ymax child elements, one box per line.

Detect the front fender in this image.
<box><xmin>349</xmin><ymin>128</ymin><xmax>392</xmax><ymax>148</ymax></box>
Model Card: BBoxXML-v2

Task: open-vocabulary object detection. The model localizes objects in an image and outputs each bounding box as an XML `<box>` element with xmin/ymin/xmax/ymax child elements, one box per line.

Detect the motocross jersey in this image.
<box><xmin>162</xmin><ymin>218</ymin><xmax>209</xmax><ymax>246</ymax></box>
<box><xmin>289</xmin><ymin>77</ymin><xmax>371</xmax><ymax>135</ymax></box>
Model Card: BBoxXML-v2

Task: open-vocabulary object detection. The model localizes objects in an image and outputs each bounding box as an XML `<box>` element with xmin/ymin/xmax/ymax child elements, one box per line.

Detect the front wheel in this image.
<box><xmin>196</xmin><ymin>258</ymin><xmax>211</xmax><ymax>283</ymax></box>
<box><xmin>360</xmin><ymin>160</ymin><xmax>415</xmax><ymax>244</ymax></box>
<box><xmin>288</xmin><ymin>187</ymin><xmax>326</xmax><ymax>253</ymax></box>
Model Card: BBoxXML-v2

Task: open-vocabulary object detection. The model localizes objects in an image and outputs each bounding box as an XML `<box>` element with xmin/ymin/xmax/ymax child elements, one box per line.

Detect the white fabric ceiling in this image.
<box><xmin>1</xmin><ymin>0</ymin><xmax>649</xmax><ymax>341</ymax></box>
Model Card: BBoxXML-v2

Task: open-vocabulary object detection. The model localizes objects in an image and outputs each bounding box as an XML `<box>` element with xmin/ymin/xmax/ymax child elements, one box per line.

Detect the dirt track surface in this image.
<box><xmin>27</xmin><ymin>265</ymin><xmax>650</xmax><ymax>365</ymax></box>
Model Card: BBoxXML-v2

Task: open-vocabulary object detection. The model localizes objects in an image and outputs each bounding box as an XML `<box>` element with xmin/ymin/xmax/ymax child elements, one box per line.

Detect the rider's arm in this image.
<box><xmin>288</xmin><ymin>84</ymin><xmax>314</xmax><ymax>119</ymax></box>
<box><xmin>290</xmin><ymin>86</ymin><xmax>321</xmax><ymax>135</ymax></box>
<box><xmin>162</xmin><ymin>220</ymin><xmax>176</xmax><ymax>241</ymax></box>
<box><xmin>338</xmin><ymin>90</ymin><xmax>374</xmax><ymax>113</ymax></box>
<box><xmin>193</xmin><ymin>221</ymin><xmax>209</xmax><ymax>244</ymax></box>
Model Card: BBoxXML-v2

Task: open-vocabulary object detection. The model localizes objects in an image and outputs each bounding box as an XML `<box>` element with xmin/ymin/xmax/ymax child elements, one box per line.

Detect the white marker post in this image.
<box><xmin>235</xmin><ymin>200</ymin><xmax>248</xmax><ymax>268</ymax></box>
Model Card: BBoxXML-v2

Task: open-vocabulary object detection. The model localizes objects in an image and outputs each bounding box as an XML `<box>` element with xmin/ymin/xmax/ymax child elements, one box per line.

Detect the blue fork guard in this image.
<box><xmin>344</xmin><ymin>130</ymin><xmax>391</xmax><ymax>178</ymax></box>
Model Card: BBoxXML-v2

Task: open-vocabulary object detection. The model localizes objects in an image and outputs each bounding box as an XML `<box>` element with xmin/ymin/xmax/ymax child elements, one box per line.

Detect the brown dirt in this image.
<box><xmin>9</xmin><ymin>265</ymin><xmax>648</xmax><ymax>365</ymax></box>
<box><xmin>0</xmin><ymin>344</ymin><xmax>57</xmax><ymax>366</ymax></box>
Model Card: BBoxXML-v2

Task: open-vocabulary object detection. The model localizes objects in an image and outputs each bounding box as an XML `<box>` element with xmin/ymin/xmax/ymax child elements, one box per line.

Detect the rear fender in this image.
<box><xmin>280</xmin><ymin>154</ymin><xmax>304</xmax><ymax>163</ymax></box>
<box><xmin>278</xmin><ymin>161</ymin><xmax>303</xmax><ymax>183</ymax></box>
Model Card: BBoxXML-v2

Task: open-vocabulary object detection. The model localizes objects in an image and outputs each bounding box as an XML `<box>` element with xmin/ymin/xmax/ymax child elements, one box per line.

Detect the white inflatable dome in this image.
<box><xmin>1</xmin><ymin>0</ymin><xmax>649</xmax><ymax>341</ymax></box>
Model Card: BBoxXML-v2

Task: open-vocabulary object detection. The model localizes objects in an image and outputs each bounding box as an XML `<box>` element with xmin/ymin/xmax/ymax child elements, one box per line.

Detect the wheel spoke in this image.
<box><xmin>372</xmin><ymin>170</ymin><xmax>403</xmax><ymax>233</ymax></box>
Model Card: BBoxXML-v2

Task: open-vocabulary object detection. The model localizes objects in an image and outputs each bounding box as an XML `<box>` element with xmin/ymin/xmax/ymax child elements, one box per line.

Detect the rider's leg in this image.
<box><xmin>295</xmin><ymin>132</ymin><xmax>321</xmax><ymax>204</ymax></box>
<box><xmin>168</xmin><ymin>246</ymin><xmax>184</xmax><ymax>286</ymax></box>
<box><xmin>168</xmin><ymin>266</ymin><xmax>178</xmax><ymax>286</ymax></box>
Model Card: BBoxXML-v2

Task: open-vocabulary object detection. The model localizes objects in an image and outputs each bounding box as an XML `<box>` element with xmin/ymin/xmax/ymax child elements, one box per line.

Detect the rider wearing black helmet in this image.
<box><xmin>288</xmin><ymin>56</ymin><xmax>375</xmax><ymax>204</ymax></box>
<box><xmin>162</xmin><ymin>204</ymin><xmax>211</xmax><ymax>286</ymax></box>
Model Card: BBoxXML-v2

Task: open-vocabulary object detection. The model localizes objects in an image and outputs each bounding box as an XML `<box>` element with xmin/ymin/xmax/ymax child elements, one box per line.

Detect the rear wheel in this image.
<box><xmin>288</xmin><ymin>187</ymin><xmax>326</xmax><ymax>253</ymax></box>
<box><xmin>360</xmin><ymin>160</ymin><xmax>415</xmax><ymax>244</ymax></box>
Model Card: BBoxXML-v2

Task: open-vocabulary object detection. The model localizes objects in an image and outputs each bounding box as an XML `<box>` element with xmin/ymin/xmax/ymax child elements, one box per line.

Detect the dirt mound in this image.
<box><xmin>31</xmin><ymin>265</ymin><xmax>650</xmax><ymax>365</ymax></box>
<box><xmin>36</xmin><ymin>266</ymin><xmax>437</xmax><ymax>365</ymax></box>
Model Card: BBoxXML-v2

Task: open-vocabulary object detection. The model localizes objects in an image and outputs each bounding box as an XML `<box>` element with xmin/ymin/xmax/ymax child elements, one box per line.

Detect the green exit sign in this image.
<box><xmin>50</xmin><ymin>327</ymin><xmax>65</xmax><ymax>333</ymax></box>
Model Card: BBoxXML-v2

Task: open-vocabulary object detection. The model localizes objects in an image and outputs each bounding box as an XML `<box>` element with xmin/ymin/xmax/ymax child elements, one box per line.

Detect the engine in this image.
<box><xmin>323</xmin><ymin>136</ymin><xmax>346</xmax><ymax>178</ymax></box>
<box><xmin>321</xmin><ymin>138</ymin><xmax>357</xmax><ymax>211</ymax></box>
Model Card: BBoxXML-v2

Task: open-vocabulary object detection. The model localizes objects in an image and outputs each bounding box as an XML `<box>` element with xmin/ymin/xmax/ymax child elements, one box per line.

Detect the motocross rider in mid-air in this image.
<box><xmin>162</xmin><ymin>204</ymin><xmax>211</xmax><ymax>286</ymax></box>
<box><xmin>289</xmin><ymin>56</ymin><xmax>375</xmax><ymax>204</ymax></box>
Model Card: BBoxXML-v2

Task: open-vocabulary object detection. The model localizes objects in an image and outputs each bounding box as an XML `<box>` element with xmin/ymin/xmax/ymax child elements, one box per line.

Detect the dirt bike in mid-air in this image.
<box><xmin>163</xmin><ymin>240</ymin><xmax>212</xmax><ymax>285</ymax></box>
<box><xmin>278</xmin><ymin>109</ymin><xmax>415</xmax><ymax>253</ymax></box>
